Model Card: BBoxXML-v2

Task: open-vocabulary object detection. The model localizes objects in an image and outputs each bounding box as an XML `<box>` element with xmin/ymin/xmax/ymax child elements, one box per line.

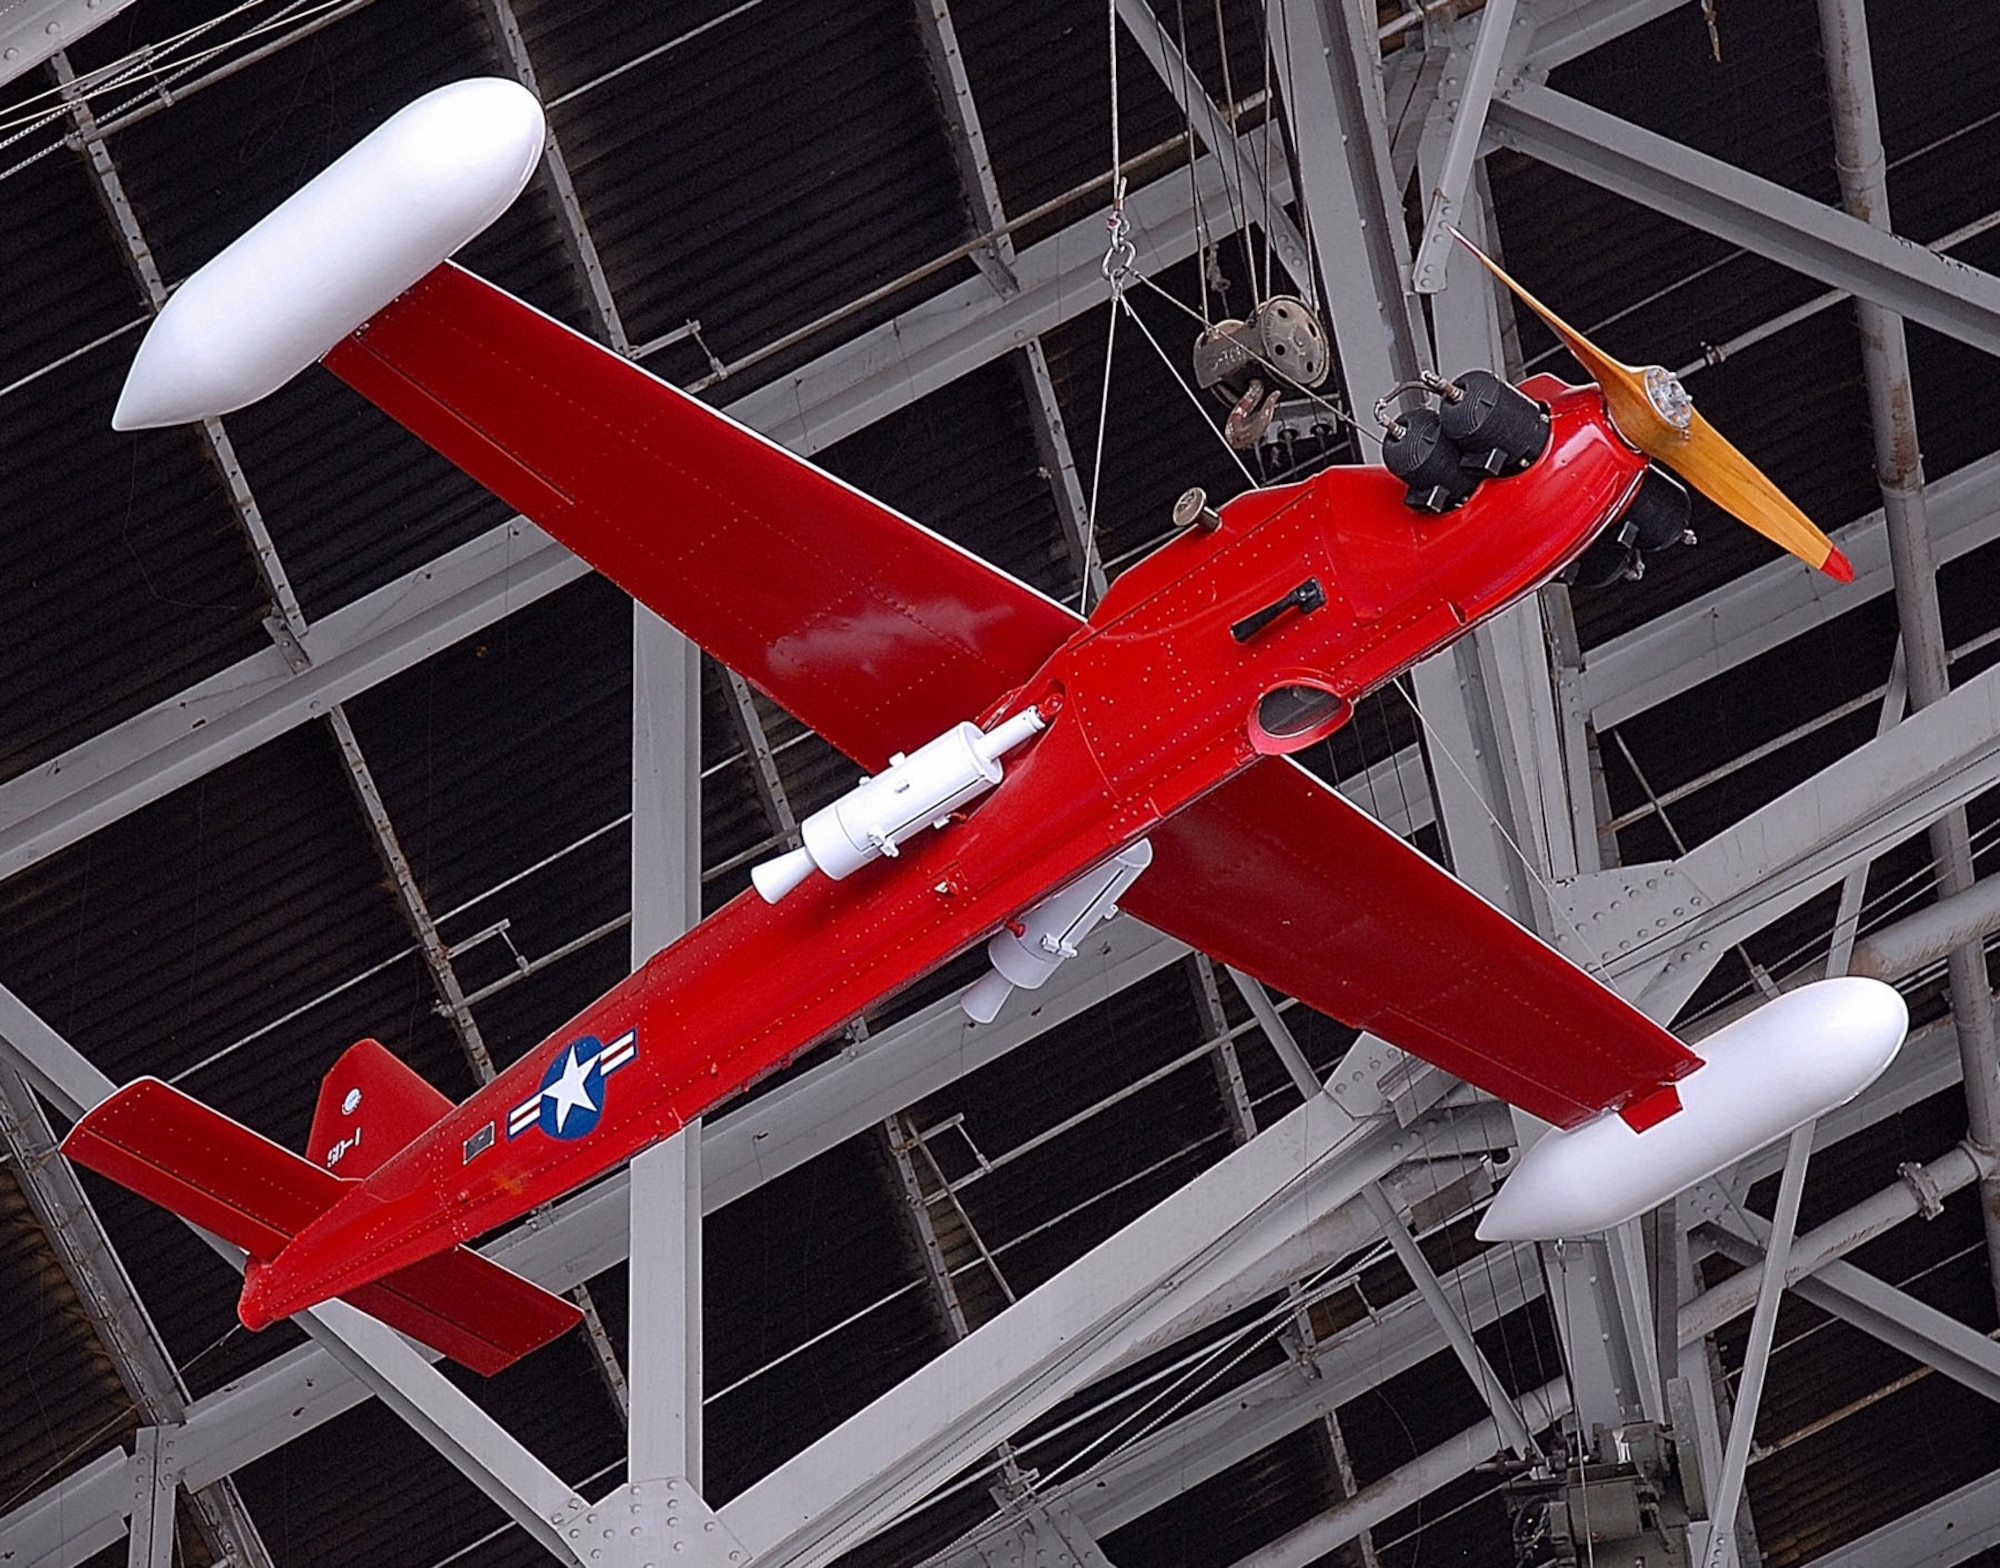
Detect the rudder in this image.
<box><xmin>307</xmin><ymin>1037</ymin><xmax>454</xmax><ymax>1178</ymax></box>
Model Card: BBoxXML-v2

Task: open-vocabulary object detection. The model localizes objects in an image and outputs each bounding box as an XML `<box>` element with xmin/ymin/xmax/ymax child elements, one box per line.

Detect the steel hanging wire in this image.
<box><xmin>1117</xmin><ymin>291</ymin><xmax>1257</xmax><ymax>487</ymax></box>
<box><xmin>1078</xmin><ymin>0</ymin><xmax>1147</xmax><ymax>614</ymax></box>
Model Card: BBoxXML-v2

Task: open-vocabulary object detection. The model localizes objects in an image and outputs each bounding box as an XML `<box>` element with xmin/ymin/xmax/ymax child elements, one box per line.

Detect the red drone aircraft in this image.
<box><xmin>63</xmin><ymin>81</ymin><xmax>1855</xmax><ymax>1375</ymax></box>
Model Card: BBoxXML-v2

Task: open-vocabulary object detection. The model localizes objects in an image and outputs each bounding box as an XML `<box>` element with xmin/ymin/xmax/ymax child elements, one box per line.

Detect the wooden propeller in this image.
<box><xmin>1453</xmin><ymin>231</ymin><xmax>1853</xmax><ymax>583</ymax></box>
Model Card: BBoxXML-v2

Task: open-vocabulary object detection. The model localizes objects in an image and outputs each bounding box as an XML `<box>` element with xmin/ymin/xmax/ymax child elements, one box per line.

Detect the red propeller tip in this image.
<box><xmin>1823</xmin><ymin>546</ymin><xmax>1855</xmax><ymax>584</ymax></box>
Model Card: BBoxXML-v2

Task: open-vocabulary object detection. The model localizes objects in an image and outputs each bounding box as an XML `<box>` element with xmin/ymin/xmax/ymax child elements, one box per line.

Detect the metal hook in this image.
<box><xmin>1101</xmin><ymin>206</ymin><xmax>1137</xmax><ymax>291</ymax></box>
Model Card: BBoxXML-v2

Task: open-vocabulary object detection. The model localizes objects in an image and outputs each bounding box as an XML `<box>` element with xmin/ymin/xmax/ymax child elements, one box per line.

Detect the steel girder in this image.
<box><xmin>0</xmin><ymin>1068</ymin><xmax>274</xmax><ymax>1568</ymax></box>
<box><xmin>1487</xmin><ymin>83</ymin><xmax>2000</xmax><ymax>360</ymax></box>
<box><xmin>1559</xmin><ymin>660</ymin><xmax>2000</xmax><ymax>1019</ymax></box>
<box><xmin>715</xmin><ymin>1094</ymin><xmax>1517</xmax><ymax>1568</ymax></box>
<box><xmin>1808</xmin><ymin>1466</ymin><xmax>2000</xmax><ymax>1568</ymax></box>
<box><xmin>628</xmin><ymin>611</ymin><xmax>706</xmax><ymax>1491</ymax></box>
<box><xmin>1581</xmin><ymin>452</ymin><xmax>2000</xmax><ymax>730</ymax></box>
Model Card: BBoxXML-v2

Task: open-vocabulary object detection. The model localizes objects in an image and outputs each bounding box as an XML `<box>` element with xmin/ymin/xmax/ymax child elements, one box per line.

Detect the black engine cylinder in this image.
<box><xmin>1563</xmin><ymin>465</ymin><xmax>1695</xmax><ymax>586</ymax></box>
<box><xmin>1622</xmin><ymin>465</ymin><xmax>1692</xmax><ymax>551</ymax></box>
<box><xmin>1381</xmin><ymin>409</ymin><xmax>1480</xmax><ymax>513</ymax></box>
<box><xmin>1439</xmin><ymin>369</ymin><xmax>1550</xmax><ymax>475</ymax></box>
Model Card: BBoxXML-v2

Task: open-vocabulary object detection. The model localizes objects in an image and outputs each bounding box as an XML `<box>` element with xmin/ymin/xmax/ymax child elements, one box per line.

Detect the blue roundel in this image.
<box><xmin>537</xmin><ymin>1035</ymin><xmax>608</xmax><ymax>1141</ymax></box>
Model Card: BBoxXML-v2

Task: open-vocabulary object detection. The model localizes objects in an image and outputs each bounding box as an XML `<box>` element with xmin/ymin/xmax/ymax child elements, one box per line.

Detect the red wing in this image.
<box><xmin>1121</xmin><ymin>758</ymin><xmax>1699</xmax><ymax>1129</ymax></box>
<box><xmin>322</xmin><ymin>264</ymin><xmax>1081</xmax><ymax>770</ymax></box>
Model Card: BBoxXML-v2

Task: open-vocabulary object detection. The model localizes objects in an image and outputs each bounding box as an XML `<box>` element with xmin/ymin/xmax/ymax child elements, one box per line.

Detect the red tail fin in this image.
<box><xmin>306</xmin><ymin>1037</ymin><xmax>453</xmax><ymax>1177</ymax></box>
<box><xmin>62</xmin><ymin>1078</ymin><xmax>345</xmax><ymax>1259</ymax></box>
<box><xmin>65</xmin><ymin>1072</ymin><xmax>580</xmax><ymax>1374</ymax></box>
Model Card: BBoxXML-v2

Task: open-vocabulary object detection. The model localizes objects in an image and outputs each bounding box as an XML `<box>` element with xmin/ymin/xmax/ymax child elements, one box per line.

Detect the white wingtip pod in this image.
<box><xmin>1478</xmin><ymin>976</ymin><xmax>1908</xmax><ymax>1242</ymax></box>
<box><xmin>113</xmin><ymin>78</ymin><xmax>545</xmax><ymax>430</ymax></box>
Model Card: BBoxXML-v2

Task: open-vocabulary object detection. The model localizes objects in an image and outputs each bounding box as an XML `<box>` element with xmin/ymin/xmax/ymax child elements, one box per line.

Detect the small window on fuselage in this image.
<box><xmin>1257</xmin><ymin>684</ymin><xmax>1344</xmax><ymax>738</ymax></box>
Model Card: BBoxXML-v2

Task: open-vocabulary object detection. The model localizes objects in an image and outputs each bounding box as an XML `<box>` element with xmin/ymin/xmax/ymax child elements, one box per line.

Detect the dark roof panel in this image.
<box><xmin>0</xmin><ymin>347</ymin><xmax>269</xmax><ymax>782</ymax></box>
<box><xmin>550</xmin><ymin>0</ymin><xmax>972</xmax><ymax>364</ymax></box>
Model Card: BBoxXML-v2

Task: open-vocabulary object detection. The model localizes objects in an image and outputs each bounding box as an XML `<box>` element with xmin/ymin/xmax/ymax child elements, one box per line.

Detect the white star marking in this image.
<box><xmin>543</xmin><ymin>1044</ymin><xmax>599</xmax><ymax>1132</ymax></box>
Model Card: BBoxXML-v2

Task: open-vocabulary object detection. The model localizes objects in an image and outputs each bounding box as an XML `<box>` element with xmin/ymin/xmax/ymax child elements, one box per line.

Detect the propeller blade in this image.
<box><xmin>1672</xmin><ymin>408</ymin><xmax>1854</xmax><ymax>582</ymax></box>
<box><xmin>1449</xmin><ymin>230</ymin><xmax>1853</xmax><ymax>583</ymax></box>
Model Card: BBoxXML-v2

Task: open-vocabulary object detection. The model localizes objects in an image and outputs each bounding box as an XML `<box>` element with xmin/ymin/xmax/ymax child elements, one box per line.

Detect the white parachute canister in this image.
<box><xmin>1478</xmin><ymin>976</ymin><xmax>1908</xmax><ymax>1241</ymax></box>
<box><xmin>752</xmin><ymin>708</ymin><xmax>1045</xmax><ymax>903</ymax></box>
<box><xmin>961</xmin><ymin>839</ymin><xmax>1153</xmax><ymax>1023</ymax></box>
<box><xmin>114</xmin><ymin>78</ymin><xmax>546</xmax><ymax>430</ymax></box>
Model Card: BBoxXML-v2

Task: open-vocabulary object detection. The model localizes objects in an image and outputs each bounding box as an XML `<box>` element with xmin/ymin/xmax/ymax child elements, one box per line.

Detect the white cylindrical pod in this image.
<box><xmin>1478</xmin><ymin>976</ymin><xmax>1908</xmax><ymax>1241</ymax></box>
<box><xmin>114</xmin><ymin>78</ymin><xmax>546</xmax><ymax>430</ymax></box>
<box><xmin>962</xmin><ymin>840</ymin><xmax>1153</xmax><ymax>1021</ymax></box>
<box><xmin>990</xmin><ymin>840</ymin><xmax>1154</xmax><ymax>988</ymax></box>
<box><xmin>753</xmin><ymin>708</ymin><xmax>1044</xmax><ymax>902</ymax></box>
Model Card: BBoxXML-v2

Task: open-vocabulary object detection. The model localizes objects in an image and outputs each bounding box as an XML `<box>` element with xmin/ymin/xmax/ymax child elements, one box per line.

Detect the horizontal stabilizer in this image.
<box><xmin>61</xmin><ymin>1078</ymin><xmax>347</xmax><ymax>1260</ymax></box>
<box><xmin>345</xmin><ymin>1247</ymin><xmax>583</xmax><ymax>1376</ymax></box>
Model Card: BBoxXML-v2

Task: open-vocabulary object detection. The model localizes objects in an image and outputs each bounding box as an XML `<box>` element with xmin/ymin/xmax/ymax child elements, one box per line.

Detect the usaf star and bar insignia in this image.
<box><xmin>506</xmin><ymin>1028</ymin><xmax>638</xmax><ymax>1143</ymax></box>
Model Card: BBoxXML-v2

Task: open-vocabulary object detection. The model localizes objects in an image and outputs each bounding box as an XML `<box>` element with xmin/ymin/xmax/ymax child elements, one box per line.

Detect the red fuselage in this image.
<box><xmin>241</xmin><ymin>377</ymin><xmax>1646</xmax><ymax>1326</ymax></box>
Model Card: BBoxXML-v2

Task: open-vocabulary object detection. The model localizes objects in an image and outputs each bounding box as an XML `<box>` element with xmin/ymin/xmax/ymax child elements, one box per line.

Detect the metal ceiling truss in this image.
<box><xmin>912</xmin><ymin>0</ymin><xmax>1105</xmax><ymax>603</ymax></box>
<box><xmin>0</xmin><ymin>1067</ymin><xmax>273</xmax><ymax>1568</ymax></box>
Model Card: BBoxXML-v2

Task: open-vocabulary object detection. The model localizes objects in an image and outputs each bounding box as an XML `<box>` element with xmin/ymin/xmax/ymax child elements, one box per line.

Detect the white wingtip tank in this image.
<box><xmin>113</xmin><ymin>78</ymin><xmax>545</xmax><ymax>430</ymax></box>
<box><xmin>1478</xmin><ymin>976</ymin><xmax>1908</xmax><ymax>1241</ymax></box>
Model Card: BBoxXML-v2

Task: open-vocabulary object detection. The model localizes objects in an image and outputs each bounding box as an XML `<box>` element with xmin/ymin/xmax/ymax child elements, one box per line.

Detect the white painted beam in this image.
<box><xmin>1267</xmin><ymin>0</ymin><xmax>1428</xmax><ymax>409</ymax></box>
<box><xmin>1808</xmin><ymin>1465</ymin><xmax>2000</xmax><ymax>1568</ymax></box>
<box><xmin>717</xmin><ymin>1096</ymin><xmax>1436</xmax><ymax>1568</ymax></box>
<box><xmin>0</xmin><ymin>982</ymin><xmax>589</xmax><ymax>1567</ymax></box>
<box><xmin>1228</xmin><ymin>1381</ymin><xmax>1569</xmax><ymax>1568</ymax></box>
<box><xmin>1558</xmin><ymin>661</ymin><xmax>2000</xmax><ymax>1016</ymax></box>
<box><xmin>629</xmin><ymin>610</ymin><xmax>704</xmax><ymax>1489</ymax></box>
<box><xmin>1490</xmin><ymin>83</ymin><xmax>2000</xmax><ymax>358</ymax></box>
<box><xmin>1580</xmin><ymin>452</ymin><xmax>2000</xmax><ymax>729</ymax></box>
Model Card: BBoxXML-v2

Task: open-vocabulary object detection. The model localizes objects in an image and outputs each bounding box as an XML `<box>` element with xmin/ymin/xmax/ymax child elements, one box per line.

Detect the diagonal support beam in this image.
<box><xmin>1807</xmin><ymin>1463</ymin><xmax>2000</xmax><ymax>1568</ymax></box>
<box><xmin>727</xmin><ymin>122</ymin><xmax>1291</xmax><ymax>456</ymax></box>
<box><xmin>1361</xmin><ymin>1181</ymin><xmax>1540</xmax><ymax>1458</ymax></box>
<box><xmin>1701</xmin><ymin>1224</ymin><xmax>2000</xmax><ymax>1407</ymax></box>
<box><xmin>1115</xmin><ymin>0</ymin><xmax>1313</xmax><ymax>292</ymax></box>
<box><xmin>716</xmin><ymin>1095</ymin><xmax>1440</xmax><ymax>1568</ymax></box>
<box><xmin>1581</xmin><ymin>450</ymin><xmax>2000</xmax><ymax>729</ymax></box>
<box><xmin>1267</xmin><ymin>0</ymin><xmax>1428</xmax><ymax>406</ymax></box>
<box><xmin>473</xmin><ymin>0</ymin><xmax>630</xmax><ymax>352</ymax></box>
<box><xmin>1695</xmin><ymin>1125</ymin><xmax>1812</xmax><ymax>1568</ymax></box>
<box><xmin>934</xmin><ymin>1233</ymin><xmax>1545</xmax><ymax>1558</ymax></box>
<box><xmin>1489</xmin><ymin>82</ymin><xmax>2000</xmax><ymax>359</ymax></box>
<box><xmin>1559</xmin><ymin>660</ymin><xmax>2000</xmax><ymax>1018</ymax></box>
<box><xmin>1228</xmin><ymin>1380</ymin><xmax>1569</xmax><ymax>1568</ymax></box>
<box><xmin>0</xmin><ymin>1067</ymin><xmax>274</xmax><ymax>1568</ymax></box>
<box><xmin>1409</xmin><ymin>0</ymin><xmax>1520</xmax><ymax>294</ymax></box>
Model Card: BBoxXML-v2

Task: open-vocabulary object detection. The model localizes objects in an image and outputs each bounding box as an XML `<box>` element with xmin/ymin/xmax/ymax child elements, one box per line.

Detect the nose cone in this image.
<box><xmin>1479</xmin><ymin>977</ymin><xmax>1908</xmax><ymax>1241</ymax></box>
<box><xmin>114</xmin><ymin>77</ymin><xmax>545</xmax><ymax>430</ymax></box>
